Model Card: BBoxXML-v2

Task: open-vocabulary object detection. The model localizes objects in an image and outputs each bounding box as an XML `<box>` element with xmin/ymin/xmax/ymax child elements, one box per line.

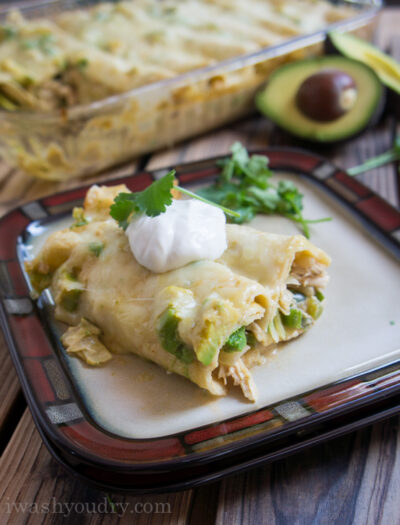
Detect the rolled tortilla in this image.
<box><xmin>26</xmin><ymin>185</ymin><xmax>330</xmax><ymax>401</ymax></box>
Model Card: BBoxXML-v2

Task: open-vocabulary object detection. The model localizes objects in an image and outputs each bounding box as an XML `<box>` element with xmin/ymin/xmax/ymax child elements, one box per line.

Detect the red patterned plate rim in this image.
<box><xmin>1</xmin><ymin>147</ymin><xmax>399</xmax><ymax>492</ymax></box>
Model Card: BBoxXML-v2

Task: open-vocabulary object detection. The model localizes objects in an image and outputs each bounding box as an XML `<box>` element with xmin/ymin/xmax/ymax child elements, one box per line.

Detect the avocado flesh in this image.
<box><xmin>256</xmin><ymin>56</ymin><xmax>383</xmax><ymax>142</ymax></box>
<box><xmin>58</xmin><ymin>271</ymin><xmax>84</xmax><ymax>313</ymax></box>
<box><xmin>328</xmin><ymin>32</ymin><xmax>400</xmax><ymax>95</ymax></box>
<box><xmin>158</xmin><ymin>308</ymin><xmax>196</xmax><ymax>365</ymax></box>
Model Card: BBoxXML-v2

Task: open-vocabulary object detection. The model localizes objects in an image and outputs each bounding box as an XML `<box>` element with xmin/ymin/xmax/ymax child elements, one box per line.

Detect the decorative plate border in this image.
<box><xmin>1</xmin><ymin>148</ymin><xmax>399</xmax><ymax>492</ymax></box>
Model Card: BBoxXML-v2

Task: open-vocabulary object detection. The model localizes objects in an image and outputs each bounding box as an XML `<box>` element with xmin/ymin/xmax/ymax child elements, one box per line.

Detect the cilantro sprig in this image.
<box><xmin>110</xmin><ymin>170</ymin><xmax>239</xmax><ymax>230</ymax></box>
<box><xmin>197</xmin><ymin>142</ymin><xmax>331</xmax><ymax>238</ymax></box>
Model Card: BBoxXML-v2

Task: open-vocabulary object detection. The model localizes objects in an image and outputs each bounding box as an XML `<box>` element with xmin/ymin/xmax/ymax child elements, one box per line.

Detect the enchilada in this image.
<box><xmin>26</xmin><ymin>184</ymin><xmax>330</xmax><ymax>401</ymax></box>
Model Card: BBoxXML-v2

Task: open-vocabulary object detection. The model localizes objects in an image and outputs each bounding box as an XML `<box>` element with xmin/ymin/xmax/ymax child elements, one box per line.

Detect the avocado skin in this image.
<box><xmin>325</xmin><ymin>32</ymin><xmax>399</xmax><ymax>118</ymax></box>
<box><xmin>324</xmin><ymin>33</ymin><xmax>343</xmax><ymax>57</ymax></box>
<box><xmin>386</xmin><ymin>89</ymin><xmax>400</xmax><ymax>119</ymax></box>
<box><xmin>256</xmin><ymin>56</ymin><xmax>385</xmax><ymax>143</ymax></box>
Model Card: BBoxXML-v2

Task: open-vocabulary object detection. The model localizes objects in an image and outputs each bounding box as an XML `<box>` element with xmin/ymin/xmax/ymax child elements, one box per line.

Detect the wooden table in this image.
<box><xmin>0</xmin><ymin>8</ymin><xmax>399</xmax><ymax>525</ymax></box>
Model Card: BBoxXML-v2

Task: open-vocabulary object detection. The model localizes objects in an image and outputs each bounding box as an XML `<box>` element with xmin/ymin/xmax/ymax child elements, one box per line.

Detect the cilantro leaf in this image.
<box><xmin>110</xmin><ymin>170</ymin><xmax>176</xmax><ymax>229</ymax></box>
<box><xmin>231</xmin><ymin>141</ymin><xmax>250</xmax><ymax>171</ymax></box>
<box><xmin>247</xmin><ymin>186</ymin><xmax>280</xmax><ymax>212</ymax></box>
<box><xmin>228</xmin><ymin>206</ymin><xmax>256</xmax><ymax>224</ymax></box>
<box><xmin>109</xmin><ymin>193</ymin><xmax>138</xmax><ymax>230</ymax></box>
<box><xmin>135</xmin><ymin>170</ymin><xmax>175</xmax><ymax>216</ymax></box>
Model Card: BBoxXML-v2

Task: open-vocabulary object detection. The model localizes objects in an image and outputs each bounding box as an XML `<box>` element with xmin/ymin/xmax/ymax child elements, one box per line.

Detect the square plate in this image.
<box><xmin>1</xmin><ymin>148</ymin><xmax>400</xmax><ymax>493</ymax></box>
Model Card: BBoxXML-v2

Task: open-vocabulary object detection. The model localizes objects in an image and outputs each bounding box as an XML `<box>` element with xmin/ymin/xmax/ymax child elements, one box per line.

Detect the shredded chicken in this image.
<box><xmin>290</xmin><ymin>260</ymin><xmax>329</xmax><ymax>289</ymax></box>
<box><xmin>218</xmin><ymin>360</ymin><xmax>257</xmax><ymax>402</ymax></box>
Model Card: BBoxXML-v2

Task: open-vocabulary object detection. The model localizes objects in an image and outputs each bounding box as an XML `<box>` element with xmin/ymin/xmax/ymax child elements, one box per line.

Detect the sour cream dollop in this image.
<box><xmin>126</xmin><ymin>199</ymin><xmax>227</xmax><ymax>273</ymax></box>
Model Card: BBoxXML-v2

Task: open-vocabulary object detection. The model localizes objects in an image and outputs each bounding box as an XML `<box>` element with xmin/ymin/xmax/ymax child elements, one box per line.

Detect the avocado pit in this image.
<box><xmin>256</xmin><ymin>56</ymin><xmax>384</xmax><ymax>143</ymax></box>
<box><xmin>296</xmin><ymin>69</ymin><xmax>357</xmax><ymax>122</ymax></box>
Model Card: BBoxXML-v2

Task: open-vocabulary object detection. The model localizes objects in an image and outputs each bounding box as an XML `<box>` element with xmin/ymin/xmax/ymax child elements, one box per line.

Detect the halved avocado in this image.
<box><xmin>327</xmin><ymin>31</ymin><xmax>400</xmax><ymax>95</ymax></box>
<box><xmin>256</xmin><ymin>56</ymin><xmax>384</xmax><ymax>143</ymax></box>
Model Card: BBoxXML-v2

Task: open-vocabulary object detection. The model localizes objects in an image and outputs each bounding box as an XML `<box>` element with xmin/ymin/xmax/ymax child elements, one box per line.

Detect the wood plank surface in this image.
<box><xmin>215</xmin><ymin>417</ymin><xmax>400</xmax><ymax>525</ymax></box>
<box><xmin>0</xmin><ymin>331</ymin><xmax>25</xmax><ymax>454</ymax></box>
<box><xmin>0</xmin><ymin>409</ymin><xmax>193</xmax><ymax>525</ymax></box>
<box><xmin>0</xmin><ymin>6</ymin><xmax>399</xmax><ymax>525</ymax></box>
<box><xmin>1</xmin><ymin>411</ymin><xmax>400</xmax><ymax>524</ymax></box>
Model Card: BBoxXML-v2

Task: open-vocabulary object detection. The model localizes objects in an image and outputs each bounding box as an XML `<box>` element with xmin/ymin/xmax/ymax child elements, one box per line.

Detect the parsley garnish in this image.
<box><xmin>197</xmin><ymin>142</ymin><xmax>331</xmax><ymax>238</ymax></box>
<box><xmin>110</xmin><ymin>170</ymin><xmax>239</xmax><ymax>230</ymax></box>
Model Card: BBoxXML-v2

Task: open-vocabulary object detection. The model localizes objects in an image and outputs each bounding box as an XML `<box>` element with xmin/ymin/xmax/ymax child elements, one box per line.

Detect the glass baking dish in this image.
<box><xmin>0</xmin><ymin>0</ymin><xmax>382</xmax><ymax>181</ymax></box>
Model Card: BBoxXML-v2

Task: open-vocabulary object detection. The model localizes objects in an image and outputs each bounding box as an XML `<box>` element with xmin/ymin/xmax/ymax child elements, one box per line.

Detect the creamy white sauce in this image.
<box><xmin>126</xmin><ymin>199</ymin><xmax>227</xmax><ymax>273</ymax></box>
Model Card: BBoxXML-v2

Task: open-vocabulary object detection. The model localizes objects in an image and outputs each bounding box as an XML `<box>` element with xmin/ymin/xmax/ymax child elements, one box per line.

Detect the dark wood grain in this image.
<box><xmin>0</xmin><ymin>410</ymin><xmax>193</xmax><ymax>525</ymax></box>
<box><xmin>0</xmin><ymin>332</ymin><xmax>25</xmax><ymax>455</ymax></box>
<box><xmin>214</xmin><ymin>417</ymin><xmax>400</xmax><ymax>525</ymax></box>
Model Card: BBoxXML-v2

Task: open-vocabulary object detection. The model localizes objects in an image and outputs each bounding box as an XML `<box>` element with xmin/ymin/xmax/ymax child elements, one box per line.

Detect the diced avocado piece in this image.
<box><xmin>306</xmin><ymin>296</ymin><xmax>323</xmax><ymax>320</ymax></box>
<box><xmin>61</xmin><ymin>289</ymin><xmax>82</xmax><ymax>312</ymax></box>
<box><xmin>195</xmin><ymin>326</ymin><xmax>220</xmax><ymax>366</ymax></box>
<box><xmin>223</xmin><ymin>327</ymin><xmax>247</xmax><ymax>353</ymax></box>
<box><xmin>158</xmin><ymin>308</ymin><xmax>195</xmax><ymax>365</ymax></box>
<box><xmin>26</xmin><ymin>268</ymin><xmax>52</xmax><ymax>294</ymax></box>
<box><xmin>281</xmin><ymin>308</ymin><xmax>303</xmax><ymax>329</ymax></box>
<box><xmin>59</xmin><ymin>271</ymin><xmax>84</xmax><ymax>313</ymax></box>
<box><xmin>327</xmin><ymin>32</ymin><xmax>400</xmax><ymax>96</ymax></box>
<box><xmin>256</xmin><ymin>56</ymin><xmax>384</xmax><ymax>142</ymax></box>
<box><xmin>246</xmin><ymin>330</ymin><xmax>257</xmax><ymax>348</ymax></box>
<box><xmin>195</xmin><ymin>300</ymin><xmax>240</xmax><ymax>366</ymax></box>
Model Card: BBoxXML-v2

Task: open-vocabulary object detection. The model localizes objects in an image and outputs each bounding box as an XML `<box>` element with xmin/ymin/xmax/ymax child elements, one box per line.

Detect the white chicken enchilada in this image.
<box><xmin>26</xmin><ymin>183</ymin><xmax>330</xmax><ymax>402</ymax></box>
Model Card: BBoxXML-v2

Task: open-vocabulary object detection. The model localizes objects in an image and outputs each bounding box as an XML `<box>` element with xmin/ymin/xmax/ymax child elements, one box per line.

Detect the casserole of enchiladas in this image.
<box><xmin>26</xmin><ymin>184</ymin><xmax>330</xmax><ymax>402</ymax></box>
<box><xmin>0</xmin><ymin>0</ymin><xmax>356</xmax><ymax>111</ymax></box>
<box><xmin>0</xmin><ymin>0</ymin><xmax>373</xmax><ymax>180</ymax></box>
